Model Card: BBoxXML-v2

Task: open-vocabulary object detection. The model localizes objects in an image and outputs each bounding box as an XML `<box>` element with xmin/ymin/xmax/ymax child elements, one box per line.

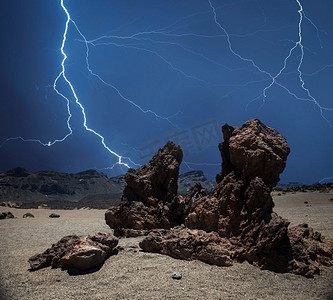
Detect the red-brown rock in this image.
<box><xmin>169</xmin><ymin>183</ymin><xmax>209</xmax><ymax>226</ymax></box>
<box><xmin>139</xmin><ymin>226</ymin><xmax>234</xmax><ymax>267</ymax></box>
<box><xmin>105</xmin><ymin>141</ymin><xmax>183</xmax><ymax>235</ymax></box>
<box><xmin>216</xmin><ymin>119</ymin><xmax>290</xmax><ymax>188</ymax></box>
<box><xmin>28</xmin><ymin>232</ymin><xmax>118</xmax><ymax>271</ymax></box>
<box><xmin>139</xmin><ymin>119</ymin><xmax>333</xmax><ymax>277</ymax></box>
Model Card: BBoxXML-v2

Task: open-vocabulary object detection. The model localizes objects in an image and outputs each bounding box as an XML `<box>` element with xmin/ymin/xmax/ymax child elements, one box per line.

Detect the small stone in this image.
<box><xmin>172</xmin><ymin>271</ymin><xmax>182</xmax><ymax>280</ymax></box>
<box><xmin>49</xmin><ymin>213</ymin><xmax>60</xmax><ymax>218</ymax></box>
<box><xmin>23</xmin><ymin>213</ymin><xmax>34</xmax><ymax>218</ymax></box>
<box><xmin>0</xmin><ymin>212</ymin><xmax>14</xmax><ymax>219</ymax></box>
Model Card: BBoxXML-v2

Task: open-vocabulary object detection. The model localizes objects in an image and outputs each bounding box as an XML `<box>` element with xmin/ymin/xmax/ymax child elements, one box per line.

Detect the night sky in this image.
<box><xmin>0</xmin><ymin>0</ymin><xmax>332</xmax><ymax>184</ymax></box>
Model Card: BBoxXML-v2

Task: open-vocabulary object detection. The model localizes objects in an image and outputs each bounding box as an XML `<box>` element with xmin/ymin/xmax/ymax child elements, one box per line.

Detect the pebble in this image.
<box><xmin>49</xmin><ymin>213</ymin><xmax>60</xmax><ymax>218</ymax></box>
<box><xmin>172</xmin><ymin>271</ymin><xmax>182</xmax><ymax>280</ymax></box>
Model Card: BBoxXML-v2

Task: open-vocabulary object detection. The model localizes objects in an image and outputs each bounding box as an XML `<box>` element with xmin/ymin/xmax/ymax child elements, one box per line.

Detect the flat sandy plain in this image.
<box><xmin>0</xmin><ymin>191</ymin><xmax>332</xmax><ymax>300</ymax></box>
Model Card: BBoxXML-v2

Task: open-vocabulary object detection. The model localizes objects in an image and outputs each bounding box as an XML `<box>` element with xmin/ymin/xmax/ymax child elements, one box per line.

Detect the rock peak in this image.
<box><xmin>105</xmin><ymin>141</ymin><xmax>183</xmax><ymax>236</ymax></box>
<box><xmin>217</xmin><ymin>118</ymin><xmax>290</xmax><ymax>188</ymax></box>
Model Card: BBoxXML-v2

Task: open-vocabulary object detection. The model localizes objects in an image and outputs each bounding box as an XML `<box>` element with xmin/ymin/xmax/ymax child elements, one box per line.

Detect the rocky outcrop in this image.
<box><xmin>105</xmin><ymin>141</ymin><xmax>183</xmax><ymax>235</ymax></box>
<box><xmin>138</xmin><ymin>119</ymin><xmax>333</xmax><ymax>277</ymax></box>
<box><xmin>28</xmin><ymin>232</ymin><xmax>118</xmax><ymax>271</ymax></box>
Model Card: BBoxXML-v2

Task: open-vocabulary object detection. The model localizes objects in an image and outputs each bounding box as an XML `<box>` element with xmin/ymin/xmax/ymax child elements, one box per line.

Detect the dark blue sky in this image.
<box><xmin>0</xmin><ymin>0</ymin><xmax>332</xmax><ymax>184</ymax></box>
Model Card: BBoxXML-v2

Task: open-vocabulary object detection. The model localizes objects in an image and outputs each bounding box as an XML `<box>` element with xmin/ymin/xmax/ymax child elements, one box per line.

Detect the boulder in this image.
<box><xmin>105</xmin><ymin>141</ymin><xmax>183</xmax><ymax>235</ymax></box>
<box><xmin>28</xmin><ymin>232</ymin><xmax>118</xmax><ymax>271</ymax></box>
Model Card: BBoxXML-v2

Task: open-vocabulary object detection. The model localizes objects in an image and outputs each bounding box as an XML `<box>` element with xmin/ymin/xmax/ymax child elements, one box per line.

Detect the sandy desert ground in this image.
<box><xmin>0</xmin><ymin>191</ymin><xmax>332</xmax><ymax>299</ymax></box>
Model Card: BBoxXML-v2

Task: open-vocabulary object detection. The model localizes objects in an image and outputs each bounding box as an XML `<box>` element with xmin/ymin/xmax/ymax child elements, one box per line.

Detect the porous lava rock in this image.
<box><xmin>28</xmin><ymin>232</ymin><xmax>118</xmax><ymax>271</ymax></box>
<box><xmin>105</xmin><ymin>141</ymin><xmax>183</xmax><ymax>236</ymax></box>
<box><xmin>139</xmin><ymin>119</ymin><xmax>333</xmax><ymax>277</ymax></box>
<box><xmin>216</xmin><ymin>119</ymin><xmax>290</xmax><ymax>188</ymax></box>
<box><xmin>140</xmin><ymin>226</ymin><xmax>234</xmax><ymax>267</ymax></box>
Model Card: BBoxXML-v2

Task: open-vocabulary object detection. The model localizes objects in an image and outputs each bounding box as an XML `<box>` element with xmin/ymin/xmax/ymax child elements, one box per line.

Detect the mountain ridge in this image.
<box><xmin>0</xmin><ymin>167</ymin><xmax>215</xmax><ymax>209</ymax></box>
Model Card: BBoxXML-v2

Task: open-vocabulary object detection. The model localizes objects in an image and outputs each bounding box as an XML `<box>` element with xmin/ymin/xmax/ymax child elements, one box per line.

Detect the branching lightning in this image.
<box><xmin>1</xmin><ymin>0</ymin><xmax>139</xmax><ymax>169</ymax></box>
<box><xmin>55</xmin><ymin>0</ymin><xmax>134</xmax><ymax>168</ymax></box>
<box><xmin>208</xmin><ymin>0</ymin><xmax>333</xmax><ymax>127</ymax></box>
<box><xmin>1</xmin><ymin>0</ymin><xmax>332</xmax><ymax>181</ymax></box>
<box><xmin>70</xmin><ymin>22</ymin><xmax>182</xmax><ymax>127</ymax></box>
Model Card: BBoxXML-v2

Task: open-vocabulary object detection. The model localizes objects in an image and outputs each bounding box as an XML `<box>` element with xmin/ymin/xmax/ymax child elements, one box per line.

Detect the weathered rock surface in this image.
<box><xmin>28</xmin><ymin>232</ymin><xmax>118</xmax><ymax>271</ymax></box>
<box><xmin>140</xmin><ymin>226</ymin><xmax>234</xmax><ymax>267</ymax></box>
<box><xmin>168</xmin><ymin>183</ymin><xmax>209</xmax><ymax>227</ymax></box>
<box><xmin>105</xmin><ymin>141</ymin><xmax>183</xmax><ymax>235</ymax></box>
<box><xmin>216</xmin><ymin>119</ymin><xmax>290</xmax><ymax>188</ymax></box>
<box><xmin>138</xmin><ymin>119</ymin><xmax>333</xmax><ymax>277</ymax></box>
<box><xmin>286</xmin><ymin>224</ymin><xmax>333</xmax><ymax>277</ymax></box>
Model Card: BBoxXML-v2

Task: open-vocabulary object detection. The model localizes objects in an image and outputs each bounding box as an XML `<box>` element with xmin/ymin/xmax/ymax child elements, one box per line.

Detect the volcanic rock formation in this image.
<box><xmin>136</xmin><ymin>119</ymin><xmax>333</xmax><ymax>277</ymax></box>
<box><xmin>105</xmin><ymin>141</ymin><xmax>183</xmax><ymax>236</ymax></box>
<box><xmin>28</xmin><ymin>232</ymin><xmax>118</xmax><ymax>271</ymax></box>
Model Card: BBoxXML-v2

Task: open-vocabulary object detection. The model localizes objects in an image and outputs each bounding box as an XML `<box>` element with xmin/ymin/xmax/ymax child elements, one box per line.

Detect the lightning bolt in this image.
<box><xmin>76</xmin><ymin>19</ymin><xmax>295</xmax><ymax>106</ymax></box>
<box><xmin>1</xmin><ymin>0</ymin><xmax>331</xmax><ymax>181</ymax></box>
<box><xmin>70</xmin><ymin>23</ymin><xmax>182</xmax><ymax>127</ymax></box>
<box><xmin>1</xmin><ymin>0</ymin><xmax>137</xmax><ymax>169</ymax></box>
<box><xmin>208</xmin><ymin>0</ymin><xmax>333</xmax><ymax>127</ymax></box>
<box><xmin>56</xmin><ymin>0</ymin><xmax>135</xmax><ymax>168</ymax></box>
<box><xmin>319</xmin><ymin>177</ymin><xmax>333</xmax><ymax>184</ymax></box>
